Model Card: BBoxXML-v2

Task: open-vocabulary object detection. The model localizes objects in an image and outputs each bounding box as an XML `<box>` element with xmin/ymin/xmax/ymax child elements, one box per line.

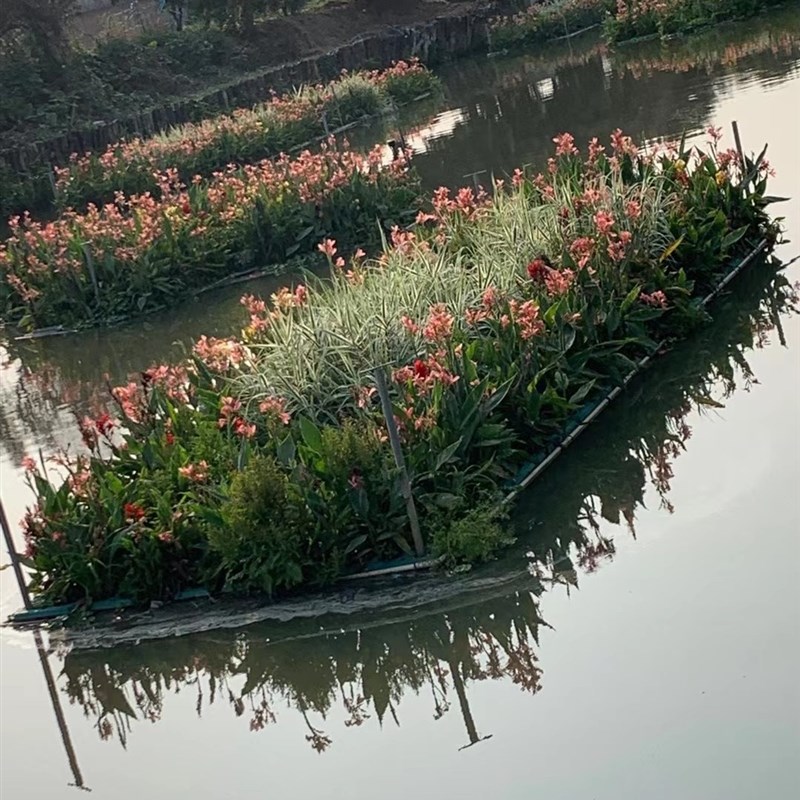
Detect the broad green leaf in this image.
<box><xmin>344</xmin><ymin>534</ymin><xmax>368</xmax><ymax>555</ymax></box>
<box><xmin>435</xmin><ymin>438</ymin><xmax>463</xmax><ymax>471</ymax></box>
<box><xmin>298</xmin><ymin>416</ymin><xmax>323</xmax><ymax>453</ymax></box>
<box><xmin>276</xmin><ymin>434</ymin><xmax>296</xmax><ymax>466</ymax></box>
<box><xmin>721</xmin><ymin>226</ymin><xmax>748</xmax><ymax>250</ymax></box>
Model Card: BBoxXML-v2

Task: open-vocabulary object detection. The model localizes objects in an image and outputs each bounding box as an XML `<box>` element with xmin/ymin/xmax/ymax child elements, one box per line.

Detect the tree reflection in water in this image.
<box><xmin>54</xmin><ymin>259</ymin><xmax>798</xmax><ymax>754</ymax></box>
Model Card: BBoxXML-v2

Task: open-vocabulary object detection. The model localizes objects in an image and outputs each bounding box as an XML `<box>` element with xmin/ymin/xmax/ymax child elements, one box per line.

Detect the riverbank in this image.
<box><xmin>13</xmin><ymin>127</ymin><xmax>780</xmax><ymax>608</ymax></box>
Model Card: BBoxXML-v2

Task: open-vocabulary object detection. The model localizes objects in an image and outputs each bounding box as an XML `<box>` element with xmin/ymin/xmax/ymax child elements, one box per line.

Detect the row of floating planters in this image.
<box><xmin>51</xmin><ymin>60</ymin><xmax>439</xmax><ymax>213</ymax></box>
<box><xmin>488</xmin><ymin>0</ymin><xmax>788</xmax><ymax>51</ymax></box>
<box><xmin>0</xmin><ymin>144</ymin><xmax>419</xmax><ymax>329</ymax></box>
<box><xmin>0</xmin><ymin>59</ymin><xmax>438</xmax><ymax>223</ymax></box>
<box><xmin>14</xmin><ymin>128</ymin><xmax>782</xmax><ymax>610</ymax></box>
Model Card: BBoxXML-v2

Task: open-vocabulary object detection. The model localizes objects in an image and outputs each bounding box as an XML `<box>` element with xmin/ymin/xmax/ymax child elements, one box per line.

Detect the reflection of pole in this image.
<box><xmin>448</xmin><ymin>657</ymin><xmax>493</xmax><ymax>751</ymax></box>
<box><xmin>0</xmin><ymin>496</ymin><xmax>32</xmax><ymax>609</ymax></box>
<box><xmin>33</xmin><ymin>630</ymin><xmax>90</xmax><ymax>792</ymax></box>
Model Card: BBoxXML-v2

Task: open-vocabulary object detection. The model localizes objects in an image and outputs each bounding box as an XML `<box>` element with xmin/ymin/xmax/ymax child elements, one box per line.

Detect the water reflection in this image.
<box><xmin>52</xmin><ymin>259</ymin><xmax>797</xmax><ymax>757</ymax></box>
<box><xmin>412</xmin><ymin>9</ymin><xmax>800</xmax><ymax>188</ymax></box>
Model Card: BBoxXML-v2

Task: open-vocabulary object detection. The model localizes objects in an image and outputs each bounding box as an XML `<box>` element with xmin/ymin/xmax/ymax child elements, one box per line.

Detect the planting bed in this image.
<box><xmin>13</xmin><ymin>127</ymin><xmax>782</xmax><ymax>609</ymax></box>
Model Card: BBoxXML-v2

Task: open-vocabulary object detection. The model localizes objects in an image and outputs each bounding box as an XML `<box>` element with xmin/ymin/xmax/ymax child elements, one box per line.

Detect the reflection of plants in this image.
<box><xmin>517</xmin><ymin>259</ymin><xmax>799</xmax><ymax>574</ymax></box>
<box><xmin>61</xmin><ymin>591</ymin><xmax>547</xmax><ymax>752</ymax></box>
<box><xmin>612</xmin><ymin>9</ymin><xmax>800</xmax><ymax>78</ymax></box>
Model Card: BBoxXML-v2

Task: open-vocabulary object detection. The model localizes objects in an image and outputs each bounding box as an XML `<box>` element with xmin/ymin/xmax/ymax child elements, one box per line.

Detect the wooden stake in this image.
<box><xmin>373</xmin><ymin>368</ymin><xmax>425</xmax><ymax>557</ymax></box>
<box><xmin>0</xmin><ymin>496</ymin><xmax>32</xmax><ymax>610</ymax></box>
<box><xmin>732</xmin><ymin>120</ymin><xmax>747</xmax><ymax>196</ymax></box>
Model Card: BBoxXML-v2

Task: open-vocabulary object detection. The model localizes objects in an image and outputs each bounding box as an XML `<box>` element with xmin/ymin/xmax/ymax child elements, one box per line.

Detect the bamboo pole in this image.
<box><xmin>0</xmin><ymin>496</ymin><xmax>32</xmax><ymax>610</ymax></box>
<box><xmin>373</xmin><ymin>368</ymin><xmax>425</xmax><ymax>557</ymax></box>
<box><xmin>732</xmin><ymin>120</ymin><xmax>748</xmax><ymax>196</ymax></box>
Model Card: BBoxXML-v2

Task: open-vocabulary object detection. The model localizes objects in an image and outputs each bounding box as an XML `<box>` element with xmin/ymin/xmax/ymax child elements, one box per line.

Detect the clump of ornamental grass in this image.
<box><xmin>235</xmin><ymin>132</ymin><xmax>675</xmax><ymax>421</ymax></box>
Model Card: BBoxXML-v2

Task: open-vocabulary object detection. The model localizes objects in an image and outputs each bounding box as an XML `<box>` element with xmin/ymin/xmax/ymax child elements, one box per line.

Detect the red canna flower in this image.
<box><xmin>124</xmin><ymin>502</ymin><xmax>146</xmax><ymax>522</ymax></box>
<box><xmin>165</xmin><ymin>431</ymin><xmax>175</xmax><ymax>446</ymax></box>
<box><xmin>413</xmin><ymin>359</ymin><xmax>430</xmax><ymax>379</ymax></box>
<box><xmin>527</xmin><ymin>258</ymin><xmax>547</xmax><ymax>280</ymax></box>
<box><xmin>96</xmin><ymin>412</ymin><xmax>115</xmax><ymax>437</ymax></box>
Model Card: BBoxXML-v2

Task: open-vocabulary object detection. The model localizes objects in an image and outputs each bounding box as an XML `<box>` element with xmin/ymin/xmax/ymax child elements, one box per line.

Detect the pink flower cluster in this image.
<box><xmin>3</xmin><ymin>143</ymin><xmax>399</xmax><ymax>313</ymax></box>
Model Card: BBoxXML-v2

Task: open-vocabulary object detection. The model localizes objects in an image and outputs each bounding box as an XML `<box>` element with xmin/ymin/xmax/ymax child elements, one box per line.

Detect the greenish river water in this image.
<box><xmin>1</xmin><ymin>10</ymin><xmax>799</xmax><ymax>799</ymax></box>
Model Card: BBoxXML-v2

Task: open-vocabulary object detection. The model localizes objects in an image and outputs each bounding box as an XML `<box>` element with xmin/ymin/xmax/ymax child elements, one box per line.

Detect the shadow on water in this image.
<box><xmin>51</xmin><ymin>257</ymin><xmax>798</xmax><ymax>756</ymax></box>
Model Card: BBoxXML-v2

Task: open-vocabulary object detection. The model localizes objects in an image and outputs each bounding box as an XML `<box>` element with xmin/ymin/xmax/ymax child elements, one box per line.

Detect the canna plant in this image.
<box><xmin>489</xmin><ymin>0</ymin><xmax>784</xmax><ymax>49</ymax></box>
<box><xmin>18</xmin><ymin>128</ymin><xmax>781</xmax><ymax>606</ymax></box>
<box><xmin>0</xmin><ymin>143</ymin><xmax>419</xmax><ymax>330</ymax></box>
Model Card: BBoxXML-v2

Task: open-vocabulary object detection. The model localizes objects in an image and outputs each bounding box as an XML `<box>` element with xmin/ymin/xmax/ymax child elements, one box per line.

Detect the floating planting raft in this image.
<box><xmin>4</xmin><ymin>123</ymin><xmax>784</xmax><ymax>623</ymax></box>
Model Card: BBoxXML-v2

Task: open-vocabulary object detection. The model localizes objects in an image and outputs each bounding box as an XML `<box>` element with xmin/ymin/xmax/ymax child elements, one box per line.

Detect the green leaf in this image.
<box><xmin>298</xmin><ymin>416</ymin><xmax>323</xmax><ymax>453</ymax></box>
<box><xmin>392</xmin><ymin>533</ymin><xmax>413</xmax><ymax>555</ymax></box>
<box><xmin>694</xmin><ymin>394</ymin><xmax>725</xmax><ymax>409</ymax></box>
<box><xmin>760</xmin><ymin>196</ymin><xmax>789</xmax><ymax>205</ymax></box>
<box><xmin>482</xmin><ymin>378</ymin><xmax>513</xmax><ymax>415</ymax></box>
<box><xmin>660</xmin><ymin>235</ymin><xmax>684</xmax><ymax>263</ymax></box>
<box><xmin>433</xmin><ymin>493</ymin><xmax>463</xmax><ymax>509</ymax></box>
<box><xmin>276</xmin><ymin>435</ymin><xmax>296</xmax><ymax>466</ymax></box>
<box><xmin>568</xmin><ymin>379</ymin><xmax>597</xmax><ymax>406</ymax></box>
<box><xmin>236</xmin><ymin>439</ymin><xmax>250</xmax><ymax>471</ymax></box>
<box><xmin>720</xmin><ymin>226</ymin><xmax>748</xmax><ymax>250</ymax></box>
<box><xmin>620</xmin><ymin>285</ymin><xmax>641</xmax><ymax>312</ymax></box>
<box><xmin>344</xmin><ymin>533</ymin><xmax>368</xmax><ymax>555</ymax></box>
<box><xmin>435</xmin><ymin>437</ymin><xmax>463</xmax><ymax>471</ymax></box>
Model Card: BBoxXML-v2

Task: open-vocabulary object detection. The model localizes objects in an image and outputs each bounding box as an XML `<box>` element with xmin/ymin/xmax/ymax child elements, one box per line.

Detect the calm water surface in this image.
<box><xmin>1</xmin><ymin>11</ymin><xmax>800</xmax><ymax>799</ymax></box>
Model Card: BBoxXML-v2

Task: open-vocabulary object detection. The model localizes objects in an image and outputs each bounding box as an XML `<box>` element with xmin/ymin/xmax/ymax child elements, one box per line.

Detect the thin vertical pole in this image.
<box><xmin>33</xmin><ymin>630</ymin><xmax>88</xmax><ymax>791</ymax></box>
<box><xmin>0</xmin><ymin>496</ymin><xmax>32</xmax><ymax>610</ymax></box>
<box><xmin>463</xmin><ymin>169</ymin><xmax>487</xmax><ymax>193</ymax></box>
<box><xmin>731</xmin><ymin>120</ymin><xmax>748</xmax><ymax>196</ymax></box>
<box><xmin>373</xmin><ymin>368</ymin><xmax>425</xmax><ymax>557</ymax></box>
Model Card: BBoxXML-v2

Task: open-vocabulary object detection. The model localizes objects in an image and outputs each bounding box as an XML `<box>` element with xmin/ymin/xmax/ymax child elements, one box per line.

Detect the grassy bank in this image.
<box><xmin>18</xmin><ymin>128</ymin><xmax>780</xmax><ymax>605</ymax></box>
